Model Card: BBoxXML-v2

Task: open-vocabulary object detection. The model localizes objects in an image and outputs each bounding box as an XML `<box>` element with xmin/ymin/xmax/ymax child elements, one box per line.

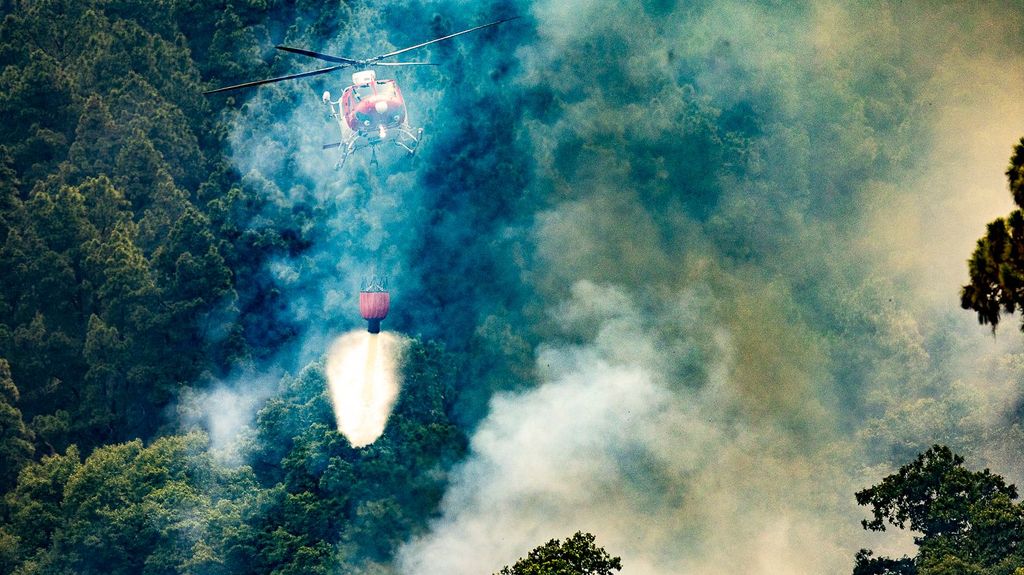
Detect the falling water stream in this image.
<box><xmin>325</xmin><ymin>330</ymin><xmax>406</xmax><ymax>447</ymax></box>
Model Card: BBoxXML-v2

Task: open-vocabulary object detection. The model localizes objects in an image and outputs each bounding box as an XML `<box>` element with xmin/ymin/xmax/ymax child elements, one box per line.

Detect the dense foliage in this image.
<box><xmin>853</xmin><ymin>446</ymin><xmax>1024</xmax><ymax>575</ymax></box>
<box><xmin>0</xmin><ymin>0</ymin><xmax>318</xmax><ymax>458</ymax></box>
<box><xmin>0</xmin><ymin>1</ymin><xmax>473</xmax><ymax>573</ymax></box>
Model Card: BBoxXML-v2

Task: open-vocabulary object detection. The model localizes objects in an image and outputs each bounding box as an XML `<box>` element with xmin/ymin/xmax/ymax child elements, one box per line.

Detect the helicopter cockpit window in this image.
<box><xmin>376</xmin><ymin>81</ymin><xmax>397</xmax><ymax>97</ymax></box>
<box><xmin>353</xmin><ymin>84</ymin><xmax>375</xmax><ymax>101</ymax></box>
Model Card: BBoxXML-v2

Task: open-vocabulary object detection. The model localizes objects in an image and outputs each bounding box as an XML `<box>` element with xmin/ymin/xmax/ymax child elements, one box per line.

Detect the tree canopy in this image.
<box><xmin>853</xmin><ymin>445</ymin><xmax>1024</xmax><ymax>575</ymax></box>
<box><xmin>495</xmin><ymin>532</ymin><xmax>622</xmax><ymax>575</ymax></box>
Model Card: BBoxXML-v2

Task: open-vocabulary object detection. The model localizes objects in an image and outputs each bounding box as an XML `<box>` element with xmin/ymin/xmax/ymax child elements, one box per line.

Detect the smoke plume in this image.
<box><xmin>216</xmin><ymin>0</ymin><xmax>1024</xmax><ymax>572</ymax></box>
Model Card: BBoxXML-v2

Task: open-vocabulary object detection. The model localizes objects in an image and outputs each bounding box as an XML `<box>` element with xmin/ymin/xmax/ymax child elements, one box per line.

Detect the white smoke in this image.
<box><xmin>210</xmin><ymin>0</ymin><xmax>1024</xmax><ymax>572</ymax></box>
<box><xmin>326</xmin><ymin>330</ymin><xmax>408</xmax><ymax>447</ymax></box>
<box><xmin>392</xmin><ymin>3</ymin><xmax>1024</xmax><ymax>571</ymax></box>
<box><xmin>399</xmin><ymin>281</ymin><xmax>871</xmax><ymax>574</ymax></box>
<box><xmin>176</xmin><ymin>374</ymin><xmax>279</xmax><ymax>464</ymax></box>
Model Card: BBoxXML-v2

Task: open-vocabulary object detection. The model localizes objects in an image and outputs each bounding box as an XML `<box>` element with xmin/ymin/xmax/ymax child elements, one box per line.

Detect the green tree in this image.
<box><xmin>856</xmin><ymin>446</ymin><xmax>1017</xmax><ymax>542</ymax></box>
<box><xmin>81</xmin><ymin>314</ymin><xmax>129</xmax><ymax>436</ymax></box>
<box><xmin>853</xmin><ymin>446</ymin><xmax>1024</xmax><ymax>575</ymax></box>
<box><xmin>0</xmin><ymin>146</ymin><xmax>23</xmax><ymax>236</ymax></box>
<box><xmin>0</xmin><ymin>0</ymin><xmax>300</xmax><ymax>461</ymax></box>
<box><xmin>962</xmin><ymin>138</ymin><xmax>1024</xmax><ymax>330</ymax></box>
<box><xmin>113</xmin><ymin>128</ymin><xmax>177</xmax><ymax>214</ymax></box>
<box><xmin>495</xmin><ymin>532</ymin><xmax>622</xmax><ymax>575</ymax></box>
<box><xmin>853</xmin><ymin>549</ymin><xmax>916</xmax><ymax>575</ymax></box>
<box><xmin>202</xmin><ymin>5</ymin><xmax>267</xmax><ymax>88</ymax></box>
<box><xmin>0</xmin><ymin>358</ymin><xmax>34</xmax><ymax>492</ymax></box>
<box><xmin>77</xmin><ymin>176</ymin><xmax>131</xmax><ymax>237</ymax></box>
<box><xmin>108</xmin><ymin>74</ymin><xmax>205</xmax><ymax>190</ymax></box>
<box><xmin>241</xmin><ymin>340</ymin><xmax>470</xmax><ymax>572</ymax></box>
<box><xmin>83</xmin><ymin>219</ymin><xmax>157</xmax><ymax>331</ymax></box>
<box><xmin>2</xmin><ymin>445</ymin><xmax>81</xmax><ymax>558</ymax></box>
<box><xmin>0</xmin><ymin>48</ymin><xmax>74</xmax><ymax>166</ymax></box>
<box><xmin>2</xmin><ymin>433</ymin><xmax>265</xmax><ymax>575</ymax></box>
<box><xmin>65</xmin><ymin>94</ymin><xmax>121</xmax><ymax>182</ymax></box>
<box><xmin>0</xmin><ymin>525</ymin><xmax>19</xmax><ymax>575</ymax></box>
<box><xmin>3</xmin><ymin>312</ymin><xmax>82</xmax><ymax>430</ymax></box>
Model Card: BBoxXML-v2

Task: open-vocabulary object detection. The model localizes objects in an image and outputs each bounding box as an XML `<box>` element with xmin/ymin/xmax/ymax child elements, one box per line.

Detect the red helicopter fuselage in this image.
<box><xmin>322</xmin><ymin>69</ymin><xmax>421</xmax><ymax>167</ymax></box>
<box><xmin>341</xmin><ymin>77</ymin><xmax>407</xmax><ymax>136</ymax></box>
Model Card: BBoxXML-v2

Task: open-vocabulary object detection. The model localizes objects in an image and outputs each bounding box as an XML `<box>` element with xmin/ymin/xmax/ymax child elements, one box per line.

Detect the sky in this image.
<box><xmin>214</xmin><ymin>0</ymin><xmax>1024</xmax><ymax>572</ymax></box>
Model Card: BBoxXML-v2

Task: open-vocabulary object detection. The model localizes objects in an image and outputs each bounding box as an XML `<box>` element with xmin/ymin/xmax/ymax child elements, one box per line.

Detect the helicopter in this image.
<box><xmin>204</xmin><ymin>16</ymin><xmax>517</xmax><ymax>169</ymax></box>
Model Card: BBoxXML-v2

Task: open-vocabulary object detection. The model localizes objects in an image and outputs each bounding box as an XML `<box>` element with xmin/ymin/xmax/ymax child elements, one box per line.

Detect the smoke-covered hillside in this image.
<box><xmin>1</xmin><ymin>1</ymin><xmax>1024</xmax><ymax>574</ymax></box>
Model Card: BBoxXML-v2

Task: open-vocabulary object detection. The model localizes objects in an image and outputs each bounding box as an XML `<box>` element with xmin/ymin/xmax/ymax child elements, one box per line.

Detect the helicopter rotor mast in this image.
<box><xmin>202</xmin><ymin>16</ymin><xmax>518</xmax><ymax>95</ymax></box>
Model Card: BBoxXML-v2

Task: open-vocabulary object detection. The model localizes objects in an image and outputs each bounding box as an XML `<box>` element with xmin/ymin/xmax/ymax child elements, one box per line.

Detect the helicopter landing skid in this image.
<box><xmin>329</xmin><ymin>126</ymin><xmax>424</xmax><ymax>169</ymax></box>
<box><xmin>331</xmin><ymin>136</ymin><xmax>369</xmax><ymax>170</ymax></box>
<box><xmin>335</xmin><ymin>139</ymin><xmax>360</xmax><ymax>170</ymax></box>
<box><xmin>393</xmin><ymin>127</ymin><xmax>424</xmax><ymax>155</ymax></box>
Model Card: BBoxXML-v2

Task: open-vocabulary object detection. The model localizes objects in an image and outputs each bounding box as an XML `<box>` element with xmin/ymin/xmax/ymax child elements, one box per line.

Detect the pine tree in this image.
<box><xmin>0</xmin><ymin>358</ymin><xmax>34</xmax><ymax>492</ymax></box>
<box><xmin>65</xmin><ymin>95</ymin><xmax>121</xmax><ymax>182</ymax></box>
<box><xmin>962</xmin><ymin>138</ymin><xmax>1024</xmax><ymax>330</ymax></box>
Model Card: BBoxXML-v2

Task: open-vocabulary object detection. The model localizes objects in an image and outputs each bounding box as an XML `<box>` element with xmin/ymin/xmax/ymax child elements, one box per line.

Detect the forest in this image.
<box><xmin>0</xmin><ymin>1</ymin><xmax>478</xmax><ymax>573</ymax></box>
<box><xmin>2</xmin><ymin>0</ymin><xmax>1024</xmax><ymax>574</ymax></box>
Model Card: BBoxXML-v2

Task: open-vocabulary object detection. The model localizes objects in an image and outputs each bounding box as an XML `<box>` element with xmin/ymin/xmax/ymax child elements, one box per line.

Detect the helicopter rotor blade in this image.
<box><xmin>203</xmin><ymin>65</ymin><xmax>349</xmax><ymax>95</ymax></box>
<box><xmin>373</xmin><ymin>61</ymin><xmax>438</xmax><ymax>66</ymax></box>
<box><xmin>370</xmin><ymin>16</ymin><xmax>519</xmax><ymax>62</ymax></box>
<box><xmin>275</xmin><ymin>45</ymin><xmax>363</xmax><ymax>66</ymax></box>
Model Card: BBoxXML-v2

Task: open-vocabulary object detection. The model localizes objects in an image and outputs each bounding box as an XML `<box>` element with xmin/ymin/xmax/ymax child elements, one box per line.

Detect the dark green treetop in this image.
<box><xmin>853</xmin><ymin>445</ymin><xmax>1024</xmax><ymax>575</ymax></box>
<box><xmin>495</xmin><ymin>532</ymin><xmax>622</xmax><ymax>575</ymax></box>
<box><xmin>962</xmin><ymin>138</ymin><xmax>1024</xmax><ymax>330</ymax></box>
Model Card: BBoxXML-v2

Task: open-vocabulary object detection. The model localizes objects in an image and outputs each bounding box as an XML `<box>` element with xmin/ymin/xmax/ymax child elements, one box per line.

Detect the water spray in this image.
<box><xmin>325</xmin><ymin>330</ymin><xmax>405</xmax><ymax>448</ymax></box>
